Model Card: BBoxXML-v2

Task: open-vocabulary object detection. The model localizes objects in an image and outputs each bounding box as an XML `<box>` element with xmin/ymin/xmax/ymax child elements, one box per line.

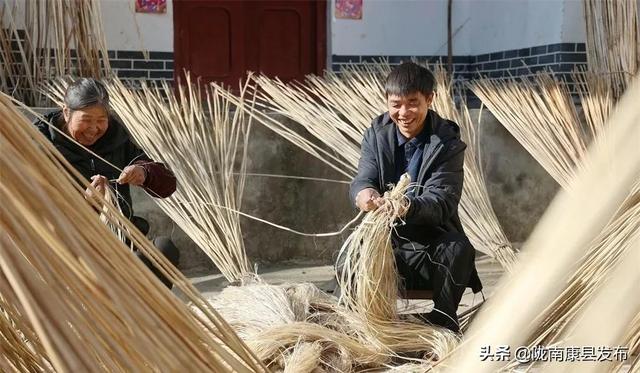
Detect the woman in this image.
<box><xmin>35</xmin><ymin>78</ymin><xmax>179</xmax><ymax>288</ymax></box>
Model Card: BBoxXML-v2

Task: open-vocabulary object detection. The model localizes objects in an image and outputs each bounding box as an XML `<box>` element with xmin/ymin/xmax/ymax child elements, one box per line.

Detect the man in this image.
<box><xmin>349</xmin><ymin>62</ymin><xmax>482</xmax><ymax>333</ymax></box>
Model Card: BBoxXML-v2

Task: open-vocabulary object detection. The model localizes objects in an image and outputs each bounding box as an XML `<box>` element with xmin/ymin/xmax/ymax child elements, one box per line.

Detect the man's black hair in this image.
<box><xmin>64</xmin><ymin>78</ymin><xmax>110</xmax><ymax>111</ymax></box>
<box><xmin>384</xmin><ymin>62</ymin><xmax>435</xmax><ymax>98</ymax></box>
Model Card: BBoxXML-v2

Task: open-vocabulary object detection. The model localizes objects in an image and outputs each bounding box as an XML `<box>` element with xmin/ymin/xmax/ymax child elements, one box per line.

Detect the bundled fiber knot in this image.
<box><xmin>337</xmin><ymin>173</ymin><xmax>412</xmax><ymax>321</ymax></box>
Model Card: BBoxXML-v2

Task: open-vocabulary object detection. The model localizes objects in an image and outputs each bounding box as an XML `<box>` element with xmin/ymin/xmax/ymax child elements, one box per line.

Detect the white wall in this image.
<box><xmin>2</xmin><ymin>0</ymin><xmax>175</xmax><ymax>52</ymax></box>
<box><xmin>466</xmin><ymin>0</ymin><xmax>563</xmax><ymax>55</ymax></box>
<box><xmin>330</xmin><ymin>0</ymin><xmax>587</xmax><ymax>56</ymax></box>
<box><xmin>331</xmin><ymin>0</ymin><xmax>472</xmax><ymax>55</ymax></box>
<box><xmin>561</xmin><ymin>0</ymin><xmax>587</xmax><ymax>43</ymax></box>
<box><xmin>100</xmin><ymin>0</ymin><xmax>174</xmax><ymax>52</ymax></box>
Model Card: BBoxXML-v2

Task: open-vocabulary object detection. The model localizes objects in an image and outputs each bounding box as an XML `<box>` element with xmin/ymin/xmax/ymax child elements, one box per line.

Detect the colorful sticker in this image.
<box><xmin>135</xmin><ymin>0</ymin><xmax>167</xmax><ymax>14</ymax></box>
<box><xmin>335</xmin><ymin>0</ymin><xmax>363</xmax><ymax>20</ymax></box>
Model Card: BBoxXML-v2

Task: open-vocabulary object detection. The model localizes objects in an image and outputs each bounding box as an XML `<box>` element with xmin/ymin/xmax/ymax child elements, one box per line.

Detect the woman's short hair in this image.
<box><xmin>63</xmin><ymin>78</ymin><xmax>110</xmax><ymax>111</ymax></box>
<box><xmin>384</xmin><ymin>62</ymin><xmax>435</xmax><ymax>98</ymax></box>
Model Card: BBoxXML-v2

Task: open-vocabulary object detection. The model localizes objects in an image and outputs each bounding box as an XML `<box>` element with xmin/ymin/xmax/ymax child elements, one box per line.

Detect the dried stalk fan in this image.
<box><xmin>0</xmin><ymin>0</ymin><xmax>111</xmax><ymax>106</ymax></box>
<box><xmin>232</xmin><ymin>64</ymin><xmax>516</xmax><ymax>269</ymax></box>
<box><xmin>0</xmin><ymin>93</ymin><xmax>266</xmax><ymax>372</ymax></box>
<box><xmin>543</xmin><ymin>233</ymin><xmax>640</xmax><ymax>373</ymax></box>
<box><xmin>104</xmin><ymin>77</ymin><xmax>253</xmax><ymax>283</ymax></box>
<box><xmin>470</xmin><ymin>73</ymin><xmax>611</xmax><ymax>190</ymax></box>
<box><xmin>445</xmin><ymin>76</ymin><xmax>640</xmax><ymax>373</ymax></box>
<box><xmin>584</xmin><ymin>0</ymin><xmax>639</xmax><ymax>98</ymax></box>
<box><xmin>471</xmin><ymin>72</ymin><xmax>639</xmax><ymax>370</ymax></box>
<box><xmin>0</xmin><ymin>290</ymin><xmax>53</xmax><ymax>372</ymax></box>
<box><xmin>432</xmin><ymin>69</ymin><xmax>516</xmax><ymax>269</ymax></box>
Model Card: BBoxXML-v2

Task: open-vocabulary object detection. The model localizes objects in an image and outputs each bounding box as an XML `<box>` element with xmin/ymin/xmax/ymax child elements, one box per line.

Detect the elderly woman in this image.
<box><xmin>35</xmin><ymin>78</ymin><xmax>179</xmax><ymax>288</ymax></box>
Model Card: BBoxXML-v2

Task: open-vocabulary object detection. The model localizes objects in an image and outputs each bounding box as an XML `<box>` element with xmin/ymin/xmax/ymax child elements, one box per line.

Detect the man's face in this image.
<box><xmin>387</xmin><ymin>91</ymin><xmax>434</xmax><ymax>139</ymax></box>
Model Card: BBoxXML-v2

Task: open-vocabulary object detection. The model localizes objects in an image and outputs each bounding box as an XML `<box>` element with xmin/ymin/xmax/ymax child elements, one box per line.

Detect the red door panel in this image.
<box><xmin>189</xmin><ymin>7</ymin><xmax>231</xmax><ymax>77</ymax></box>
<box><xmin>174</xmin><ymin>1</ymin><xmax>246</xmax><ymax>87</ymax></box>
<box><xmin>174</xmin><ymin>0</ymin><xmax>326</xmax><ymax>87</ymax></box>
<box><xmin>258</xmin><ymin>9</ymin><xmax>302</xmax><ymax>77</ymax></box>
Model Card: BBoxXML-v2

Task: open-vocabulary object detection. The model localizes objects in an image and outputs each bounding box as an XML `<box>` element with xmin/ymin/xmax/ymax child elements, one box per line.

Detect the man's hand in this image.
<box><xmin>85</xmin><ymin>175</ymin><xmax>108</xmax><ymax>199</ymax></box>
<box><xmin>355</xmin><ymin>188</ymin><xmax>383</xmax><ymax>212</ymax></box>
<box><xmin>117</xmin><ymin>165</ymin><xmax>146</xmax><ymax>186</ymax></box>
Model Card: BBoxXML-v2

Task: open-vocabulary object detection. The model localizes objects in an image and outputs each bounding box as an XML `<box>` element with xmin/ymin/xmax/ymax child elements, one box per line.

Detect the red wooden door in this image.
<box><xmin>174</xmin><ymin>0</ymin><xmax>326</xmax><ymax>88</ymax></box>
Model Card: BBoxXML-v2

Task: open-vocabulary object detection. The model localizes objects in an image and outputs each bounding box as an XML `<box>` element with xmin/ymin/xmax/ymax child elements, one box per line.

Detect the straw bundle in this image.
<box><xmin>543</xmin><ymin>233</ymin><xmax>640</xmax><ymax>373</ymax></box>
<box><xmin>224</xmin><ymin>63</ymin><xmax>517</xmax><ymax>269</ymax></box>
<box><xmin>0</xmin><ymin>93</ymin><xmax>266</xmax><ymax>372</ymax></box>
<box><xmin>584</xmin><ymin>0</ymin><xmax>638</xmax><ymax>98</ymax></box>
<box><xmin>575</xmin><ymin>71</ymin><xmax>615</xmax><ymax>143</ymax></box>
<box><xmin>431</xmin><ymin>69</ymin><xmax>516</xmax><ymax>269</ymax></box>
<box><xmin>444</xmin><ymin>76</ymin><xmax>640</xmax><ymax>373</ymax></box>
<box><xmin>470</xmin><ymin>73</ymin><xmax>640</xmax><ymax>365</ymax></box>
<box><xmin>110</xmin><ymin>77</ymin><xmax>253</xmax><ymax>282</ymax></box>
<box><xmin>0</xmin><ymin>0</ymin><xmax>111</xmax><ymax>106</ymax></box>
<box><xmin>246</xmin><ymin>309</ymin><xmax>458</xmax><ymax>370</ymax></box>
<box><xmin>470</xmin><ymin>73</ymin><xmax>591</xmax><ymax>190</ymax></box>
<box><xmin>202</xmin><ymin>282</ymin><xmax>337</xmax><ymax>371</ymax></box>
<box><xmin>209</xmin><ymin>282</ymin><xmax>303</xmax><ymax>340</ymax></box>
<box><xmin>528</xmin><ymin>191</ymin><xmax>639</xmax><ymax>330</ymax></box>
<box><xmin>0</xmin><ymin>290</ymin><xmax>52</xmax><ymax>372</ymax></box>
<box><xmin>253</xmin><ymin>305</ymin><xmax>460</xmax><ymax>368</ymax></box>
<box><xmin>98</xmin><ymin>184</ymin><xmax>129</xmax><ymax>244</ymax></box>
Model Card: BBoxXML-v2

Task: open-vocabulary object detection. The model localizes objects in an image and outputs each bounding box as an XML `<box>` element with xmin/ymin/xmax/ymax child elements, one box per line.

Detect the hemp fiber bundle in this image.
<box><xmin>208</xmin><ymin>281</ymin><xmax>458</xmax><ymax>371</ymax></box>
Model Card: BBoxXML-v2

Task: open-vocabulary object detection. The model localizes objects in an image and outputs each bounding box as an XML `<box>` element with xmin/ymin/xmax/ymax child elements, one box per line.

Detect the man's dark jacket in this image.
<box><xmin>35</xmin><ymin>110</ymin><xmax>176</xmax><ymax>219</ymax></box>
<box><xmin>350</xmin><ymin>110</ymin><xmax>482</xmax><ymax>293</ymax></box>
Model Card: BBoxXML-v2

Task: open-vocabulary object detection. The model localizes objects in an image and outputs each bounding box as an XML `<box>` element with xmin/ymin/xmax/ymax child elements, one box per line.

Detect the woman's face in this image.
<box><xmin>63</xmin><ymin>104</ymin><xmax>109</xmax><ymax>146</ymax></box>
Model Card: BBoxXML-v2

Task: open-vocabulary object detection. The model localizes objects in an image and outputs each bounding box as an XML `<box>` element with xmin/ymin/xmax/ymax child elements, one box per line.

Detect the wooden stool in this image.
<box><xmin>401</xmin><ymin>289</ymin><xmax>434</xmax><ymax>299</ymax></box>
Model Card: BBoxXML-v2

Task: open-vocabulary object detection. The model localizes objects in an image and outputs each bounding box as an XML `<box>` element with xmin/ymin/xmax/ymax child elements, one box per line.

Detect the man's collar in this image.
<box><xmin>395</xmin><ymin>115</ymin><xmax>431</xmax><ymax>146</ymax></box>
<box><xmin>396</xmin><ymin>127</ymin><xmax>409</xmax><ymax>146</ymax></box>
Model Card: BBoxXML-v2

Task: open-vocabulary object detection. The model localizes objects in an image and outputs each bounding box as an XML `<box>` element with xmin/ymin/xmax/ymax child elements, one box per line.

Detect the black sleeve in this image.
<box><xmin>404</xmin><ymin>141</ymin><xmax>465</xmax><ymax>227</ymax></box>
<box><xmin>349</xmin><ymin>126</ymin><xmax>381</xmax><ymax>207</ymax></box>
<box><xmin>33</xmin><ymin>112</ymin><xmax>57</xmax><ymax>141</ymax></box>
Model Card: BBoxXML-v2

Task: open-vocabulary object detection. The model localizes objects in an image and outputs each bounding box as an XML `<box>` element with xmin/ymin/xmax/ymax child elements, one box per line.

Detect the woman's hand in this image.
<box><xmin>85</xmin><ymin>175</ymin><xmax>108</xmax><ymax>199</ymax></box>
<box><xmin>117</xmin><ymin>165</ymin><xmax>146</xmax><ymax>186</ymax></box>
